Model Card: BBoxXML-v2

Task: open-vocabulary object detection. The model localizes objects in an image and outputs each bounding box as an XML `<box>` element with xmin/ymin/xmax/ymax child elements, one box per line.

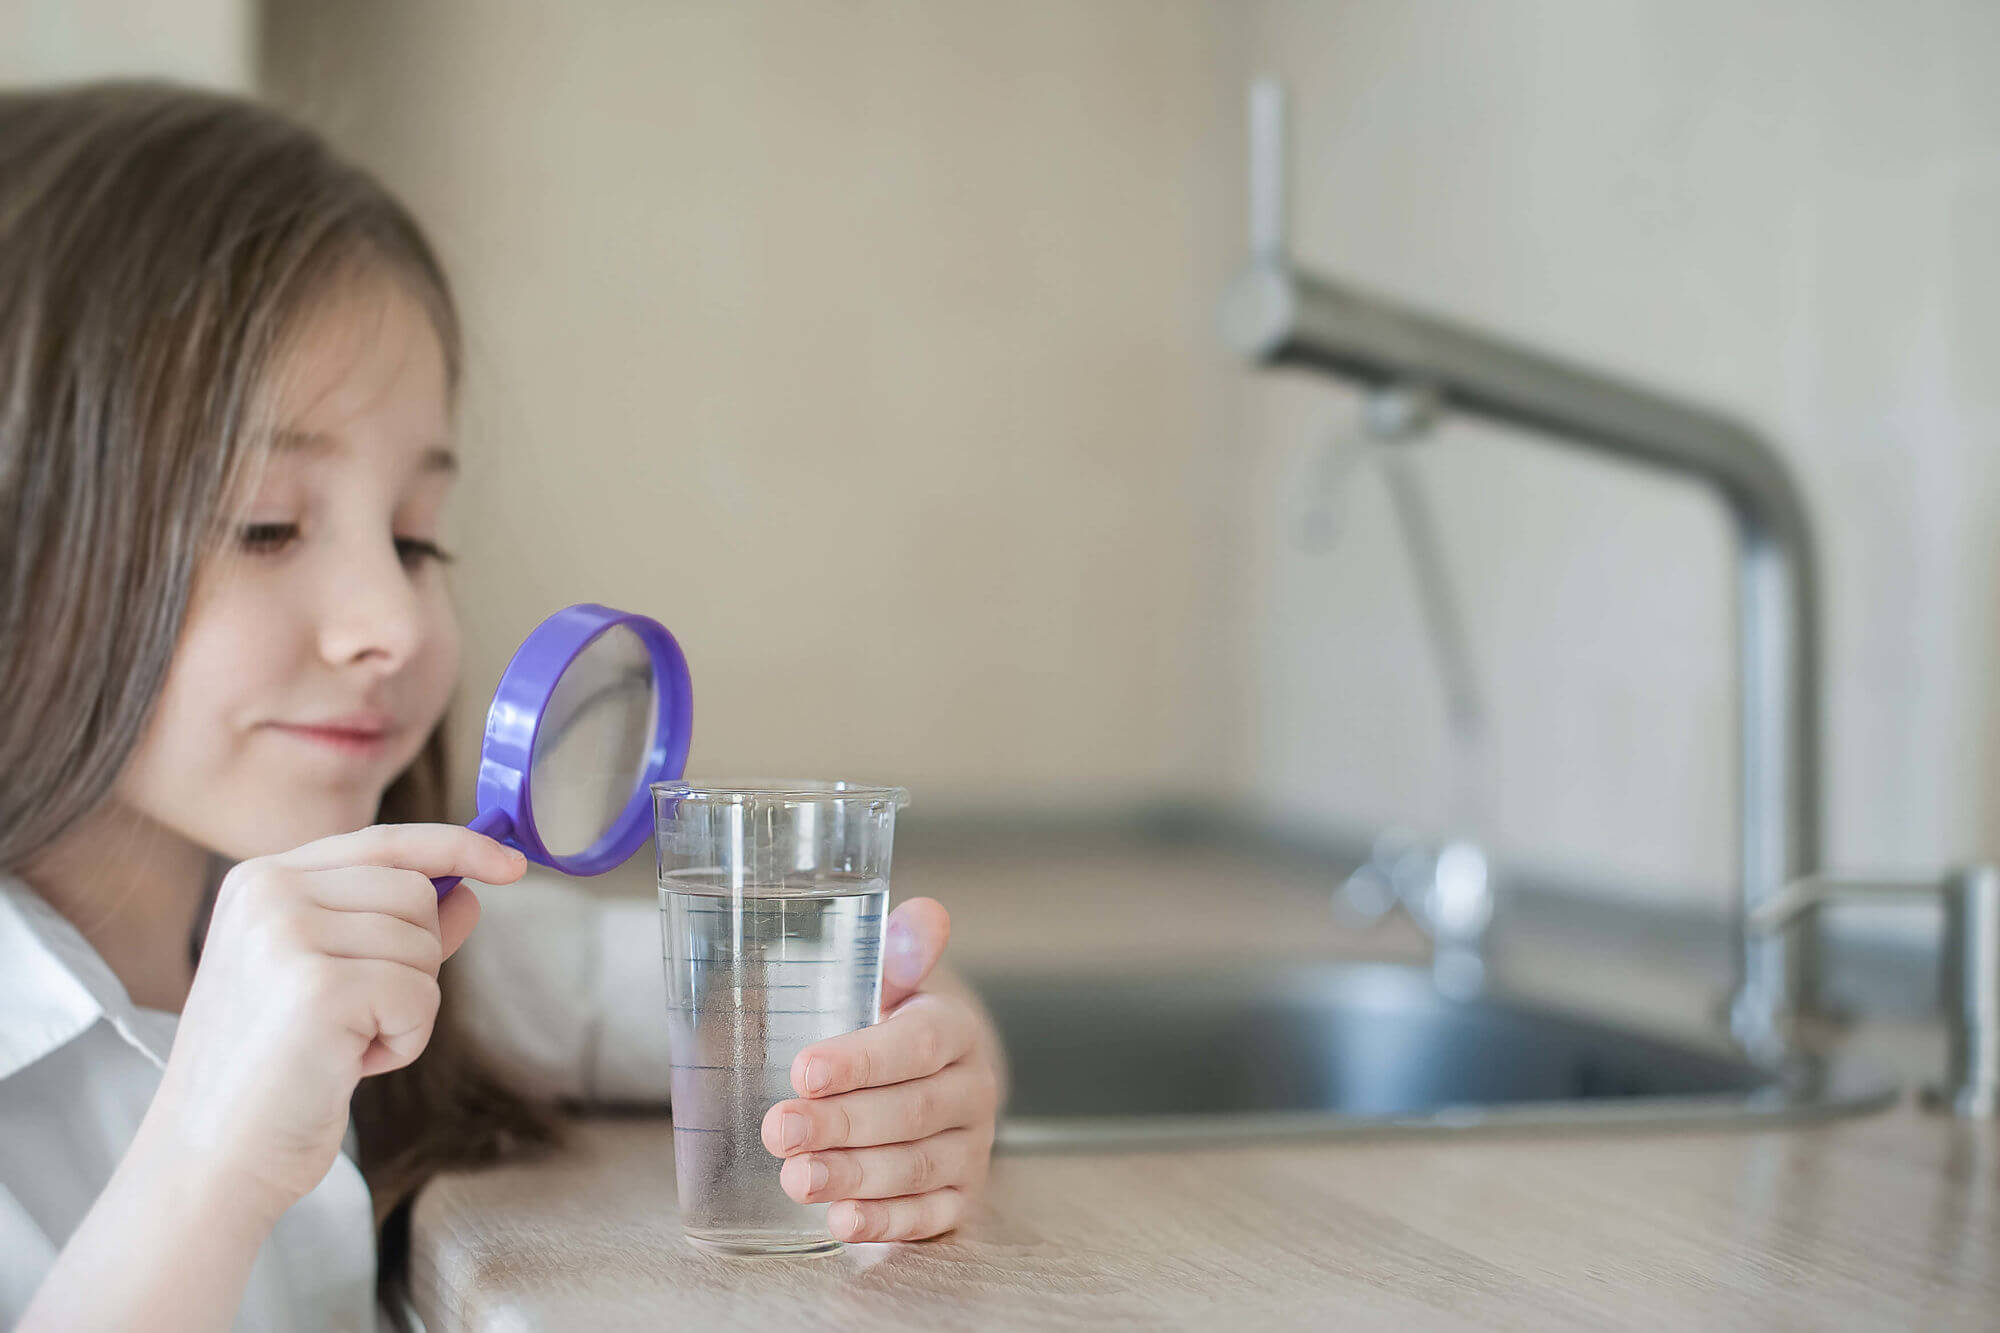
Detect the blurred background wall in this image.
<box><xmin>0</xmin><ymin>0</ymin><xmax>251</xmax><ymax>87</ymax></box>
<box><xmin>261</xmin><ymin>0</ymin><xmax>1240</xmax><ymax>823</ymax></box>
<box><xmin>8</xmin><ymin>0</ymin><xmax>1998</xmax><ymax>919</ymax></box>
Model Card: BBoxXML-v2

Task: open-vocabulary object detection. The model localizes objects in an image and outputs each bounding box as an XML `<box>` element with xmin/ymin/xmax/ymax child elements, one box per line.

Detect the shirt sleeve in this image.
<box><xmin>449</xmin><ymin>872</ymin><xmax>671</xmax><ymax>1106</ymax></box>
<box><xmin>0</xmin><ymin>1180</ymin><xmax>58</xmax><ymax>1329</ymax></box>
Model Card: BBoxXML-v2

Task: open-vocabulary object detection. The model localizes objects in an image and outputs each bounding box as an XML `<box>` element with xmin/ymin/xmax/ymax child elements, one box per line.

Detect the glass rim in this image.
<box><xmin>650</xmin><ymin>778</ymin><xmax>910</xmax><ymax>807</ymax></box>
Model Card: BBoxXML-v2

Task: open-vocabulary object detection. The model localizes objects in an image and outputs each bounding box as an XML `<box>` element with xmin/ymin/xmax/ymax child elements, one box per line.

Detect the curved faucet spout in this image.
<box><xmin>1222</xmin><ymin>82</ymin><xmax>1822</xmax><ymax>1063</ymax></box>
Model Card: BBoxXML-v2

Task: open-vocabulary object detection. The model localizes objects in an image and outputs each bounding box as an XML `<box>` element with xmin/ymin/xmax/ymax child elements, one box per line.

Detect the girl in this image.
<box><xmin>0</xmin><ymin>81</ymin><xmax>1002</xmax><ymax>1331</ymax></box>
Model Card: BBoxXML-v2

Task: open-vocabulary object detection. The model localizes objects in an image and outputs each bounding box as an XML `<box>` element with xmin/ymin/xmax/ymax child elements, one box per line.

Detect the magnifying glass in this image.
<box><xmin>433</xmin><ymin>603</ymin><xmax>693</xmax><ymax>897</ymax></box>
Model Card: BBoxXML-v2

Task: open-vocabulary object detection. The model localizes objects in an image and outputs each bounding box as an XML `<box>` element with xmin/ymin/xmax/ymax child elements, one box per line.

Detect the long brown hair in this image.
<box><xmin>0</xmin><ymin>80</ymin><xmax>559</xmax><ymax>1311</ymax></box>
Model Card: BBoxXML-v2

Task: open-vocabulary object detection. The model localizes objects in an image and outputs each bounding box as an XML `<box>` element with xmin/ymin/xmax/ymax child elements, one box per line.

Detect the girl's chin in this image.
<box><xmin>208</xmin><ymin>792</ymin><xmax>396</xmax><ymax>859</ymax></box>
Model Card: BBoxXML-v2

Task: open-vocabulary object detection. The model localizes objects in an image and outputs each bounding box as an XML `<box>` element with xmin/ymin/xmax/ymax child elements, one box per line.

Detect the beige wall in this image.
<box><xmin>1</xmin><ymin>0</ymin><xmax>251</xmax><ymax>87</ymax></box>
<box><xmin>264</xmin><ymin>1</ymin><xmax>1237</xmax><ymax>819</ymax></box>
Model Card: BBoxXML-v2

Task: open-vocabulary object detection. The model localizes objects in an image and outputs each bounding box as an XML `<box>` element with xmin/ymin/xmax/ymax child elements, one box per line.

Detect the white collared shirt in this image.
<box><xmin>0</xmin><ymin>873</ymin><xmax>384</xmax><ymax>1331</ymax></box>
<box><xmin>0</xmin><ymin>868</ymin><xmax>671</xmax><ymax>1331</ymax></box>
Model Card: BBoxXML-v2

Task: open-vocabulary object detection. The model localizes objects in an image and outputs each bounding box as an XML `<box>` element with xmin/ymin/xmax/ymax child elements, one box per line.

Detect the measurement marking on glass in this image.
<box><xmin>681</xmin><ymin>958</ymin><xmax>872</xmax><ymax>967</ymax></box>
<box><xmin>672</xmin><ymin>1062</ymin><xmax>780</xmax><ymax>1070</ymax></box>
<box><xmin>666</xmin><ymin>1006</ymin><xmax>866</xmax><ymax>1015</ymax></box>
<box><xmin>677</xmin><ymin>907</ymin><xmax>883</xmax><ymax>923</ymax></box>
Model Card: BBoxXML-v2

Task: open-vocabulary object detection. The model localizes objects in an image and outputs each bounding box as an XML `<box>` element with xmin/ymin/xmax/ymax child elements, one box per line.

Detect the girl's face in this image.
<box><xmin>117</xmin><ymin>274</ymin><xmax>462</xmax><ymax>859</ymax></box>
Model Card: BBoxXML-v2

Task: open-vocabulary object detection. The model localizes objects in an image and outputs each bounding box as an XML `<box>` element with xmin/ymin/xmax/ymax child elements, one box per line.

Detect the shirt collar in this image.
<box><xmin>0</xmin><ymin>874</ymin><xmax>173</xmax><ymax>1079</ymax></box>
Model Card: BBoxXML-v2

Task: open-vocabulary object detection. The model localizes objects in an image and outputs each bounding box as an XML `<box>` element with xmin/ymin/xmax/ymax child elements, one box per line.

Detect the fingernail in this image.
<box><xmin>887</xmin><ymin>919</ymin><xmax>920</xmax><ymax>983</ymax></box>
<box><xmin>807</xmin><ymin>1158</ymin><xmax>830</xmax><ymax>1194</ymax></box>
<box><xmin>803</xmin><ymin>1057</ymin><xmax>831</xmax><ymax>1095</ymax></box>
<box><xmin>840</xmin><ymin>1202</ymin><xmax>871</xmax><ymax>1240</ymax></box>
<box><xmin>780</xmin><ymin>1111</ymin><xmax>808</xmax><ymax>1151</ymax></box>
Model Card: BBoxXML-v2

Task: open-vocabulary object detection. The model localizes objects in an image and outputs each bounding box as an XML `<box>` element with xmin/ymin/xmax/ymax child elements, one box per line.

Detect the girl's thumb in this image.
<box><xmin>880</xmin><ymin>896</ymin><xmax>950</xmax><ymax>1009</ymax></box>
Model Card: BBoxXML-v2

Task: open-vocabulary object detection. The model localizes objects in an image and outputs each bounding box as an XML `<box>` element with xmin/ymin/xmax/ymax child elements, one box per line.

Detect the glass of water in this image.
<box><xmin>651</xmin><ymin>779</ymin><xmax>910</xmax><ymax>1255</ymax></box>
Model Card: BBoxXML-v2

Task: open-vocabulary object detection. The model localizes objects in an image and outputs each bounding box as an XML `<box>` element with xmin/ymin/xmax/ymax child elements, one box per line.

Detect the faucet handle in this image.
<box><xmin>1750</xmin><ymin>867</ymin><xmax>1999</xmax><ymax>1118</ymax></box>
<box><xmin>1334</xmin><ymin>832</ymin><xmax>1492</xmax><ymax>999</ymax></box>
<box><xmin>1750</xmin><ymin>873</ymin><xmax>1949</xmax><ymax>930</ymax></box>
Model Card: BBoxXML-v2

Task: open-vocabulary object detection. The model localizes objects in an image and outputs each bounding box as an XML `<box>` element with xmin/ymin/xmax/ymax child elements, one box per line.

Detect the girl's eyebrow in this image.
<box><xmin>271</xmin><ymin>428</ymin><xmax>458</xmax><ymax>475</ymax></box>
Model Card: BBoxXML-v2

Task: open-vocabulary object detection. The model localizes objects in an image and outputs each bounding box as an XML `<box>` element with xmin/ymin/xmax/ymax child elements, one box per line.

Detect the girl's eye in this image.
<box><xmin>239</xmin><ymin>521</ymin><xmax>299</xmax><ymax>554</ymax></box>
<box><xmin>238</xmin><ymin>523</ymin><xmax>454</xmax><ymax>570</ymax></box>
<box><xmin>395</xmin><ymin>537</ymin><xmax>456</xmax><ymax>569</ymax></box>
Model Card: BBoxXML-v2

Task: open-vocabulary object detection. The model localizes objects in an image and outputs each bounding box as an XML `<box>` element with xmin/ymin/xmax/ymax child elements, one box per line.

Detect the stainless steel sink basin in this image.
<box><xmin>971</xmin><ymin>963</ymin><xmax>1895</xmax><ymax>1149</ymax></box>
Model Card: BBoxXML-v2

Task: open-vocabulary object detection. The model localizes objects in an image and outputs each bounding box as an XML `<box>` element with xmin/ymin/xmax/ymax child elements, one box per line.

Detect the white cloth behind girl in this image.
<box><xmin>448</xmin><ymin>869</ymin><xmax>673</xmax><ymax>1106</ymax></box>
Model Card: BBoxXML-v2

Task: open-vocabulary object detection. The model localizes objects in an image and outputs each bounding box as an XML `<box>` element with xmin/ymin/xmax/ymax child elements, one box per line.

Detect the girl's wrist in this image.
<box><xmin>19</xmin><ymin>1101</ymin><xmax>283</xmax><ymax>1332</ymax></box>
<box><xmin>128</xmin><ymin>1100</ymin><xmax>293</xmax><ymax>1238</ymax></box>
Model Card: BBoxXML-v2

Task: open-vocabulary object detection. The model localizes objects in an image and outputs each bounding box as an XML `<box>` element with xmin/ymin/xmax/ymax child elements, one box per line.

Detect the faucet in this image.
<box><xmin>1751</xmin><ymin>869</ymin><xmax>1999</xmax><ymax>1114</ymax></box>
<box><xmin>1220</xmin><ymin>79</ymin><xmax>1822</xmax><ymax>1064</ymax></box>
<box><xmin>1310</xmin><ymin>381</ymin><xmax>1499</xmax><ymax>998</ymax></box>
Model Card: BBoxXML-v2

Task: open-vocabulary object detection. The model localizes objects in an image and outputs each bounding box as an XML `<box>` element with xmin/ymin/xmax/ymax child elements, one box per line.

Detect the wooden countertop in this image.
<box><xmin>409</xmin><ymin>833</ymin><xmax>1999</xmax><ymax>1330</ymax></box>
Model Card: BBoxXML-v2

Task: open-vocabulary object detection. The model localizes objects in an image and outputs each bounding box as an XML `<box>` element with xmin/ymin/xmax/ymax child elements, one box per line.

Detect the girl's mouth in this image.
<box><xmin>263</xmin><ymin>716</ymin><xmax>396</xmax><ymax>755</ymax></box>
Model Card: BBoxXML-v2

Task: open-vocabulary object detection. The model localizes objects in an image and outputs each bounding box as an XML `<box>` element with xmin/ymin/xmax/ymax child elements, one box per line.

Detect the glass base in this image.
<box><xmin>684</xmin><ymin>1230</ymin><xmax>843</xmax><ymax>1257</ymax></box>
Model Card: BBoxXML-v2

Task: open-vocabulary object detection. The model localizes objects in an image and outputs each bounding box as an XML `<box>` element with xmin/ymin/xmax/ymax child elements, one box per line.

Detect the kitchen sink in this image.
<box><xmin>970</xmin><ymin>962</ymin><xmax>1895</xmax><ymax>1149</ymax></box>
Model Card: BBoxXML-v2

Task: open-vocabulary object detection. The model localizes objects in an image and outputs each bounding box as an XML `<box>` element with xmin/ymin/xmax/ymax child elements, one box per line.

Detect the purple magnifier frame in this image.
<box><xmin>433</xmin><ymin>603</ymin><xmax>693</xmax><ymax>897</ymax></box>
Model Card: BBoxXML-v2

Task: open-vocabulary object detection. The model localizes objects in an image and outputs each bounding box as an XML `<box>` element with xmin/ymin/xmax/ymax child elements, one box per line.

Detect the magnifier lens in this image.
<box><xmin>433</xmin><ymin>603</ymin><xmax>691</xmax><ymax>898</ymax></box>
<box><xmin>527</xmin><ymin>624</ymin><xmax>659</xmax><ymax>859</ymax></box>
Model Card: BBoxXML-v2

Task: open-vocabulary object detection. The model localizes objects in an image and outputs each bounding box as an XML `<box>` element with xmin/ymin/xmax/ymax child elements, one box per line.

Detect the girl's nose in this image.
<box><xmin>318</xmin><ymin>539</ymin><xmax>426</xmax><ymax>671</ymax></box>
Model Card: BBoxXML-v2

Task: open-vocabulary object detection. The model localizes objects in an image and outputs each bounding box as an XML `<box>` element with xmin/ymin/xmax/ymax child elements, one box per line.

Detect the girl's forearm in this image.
<box><xmin>17</xmin><ymin>1112</ymin><xmax>279</xmax><ymax>1333</ymax></box>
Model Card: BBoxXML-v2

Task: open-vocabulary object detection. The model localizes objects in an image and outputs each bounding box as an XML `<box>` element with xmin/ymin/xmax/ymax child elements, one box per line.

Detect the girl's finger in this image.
<box><xmin>762</xmin><ymin>1061</ymin><xmax>994</xmax><ymax>1155</ymax></box>
<box><xmin>308</xmin><ymin>909</ymin><xmax>445</xmax><ymax>974</ymax></box>
<box><xmin>295</xmin><ymin>865</ymin><xmax>441</xmax><ymax>935</ymax></box>
<box><xmin>879</xmin><ymin>897</ymin><xmax>949</xmax><ymax>1011</ymax></box>
<box><xmin>276</xmin><ymin>822</ymin><xmax>528</xmax><ymax>886</ymax></box>
<box><xmin>437</xmin><ymin>882</ymin><xmax>481</xmax><ymax>960</ymax></box>
<box><xmin>829</xmin><ymin>1187</ymin><xmax>968</xmax><ymax>1244</ymax></box>
<box><xmin>341</xmin><ymin>958</ymin><xmax>443</xmax><ymax>1076</ymax></box>
<box><xmin>790</xmin><ymin>992</ymin><xmax>977</xmax><ymax>1098</ymax></box>
<box><xmin>780</xmin><ymin>1127</ymin><xmax>985</xmax><ymax>1204</ymax></box>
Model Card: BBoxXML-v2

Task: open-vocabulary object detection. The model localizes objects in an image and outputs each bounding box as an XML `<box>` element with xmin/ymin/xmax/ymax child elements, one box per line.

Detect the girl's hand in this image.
<box><xmin>143</xmin><ymin>823</ymin><xmax>526</xmax><ymax>1225</ymax></box>
<box><xmin>761</xmin><ymin>898</ymin><xmax>1003</xmax><ymax>1243</ymax></box>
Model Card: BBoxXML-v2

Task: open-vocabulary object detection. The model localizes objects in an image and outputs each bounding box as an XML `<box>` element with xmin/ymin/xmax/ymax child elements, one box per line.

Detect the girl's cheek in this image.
<box><xmin>414</xmin><ymin>586</ymin><xmax>462</xmax><ymax>726</ymax></box>
<box><xmin>430</xmin><ymin>577</ymin><xmax>462</xmax><ymax>679</ymax></box>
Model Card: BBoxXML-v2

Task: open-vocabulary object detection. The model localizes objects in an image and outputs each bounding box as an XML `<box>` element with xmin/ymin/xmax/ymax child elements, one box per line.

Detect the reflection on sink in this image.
<box><xmin>971</xmin><ymin>963</ymin><xmax>1894</xmax><ymax>1149</ymax></box>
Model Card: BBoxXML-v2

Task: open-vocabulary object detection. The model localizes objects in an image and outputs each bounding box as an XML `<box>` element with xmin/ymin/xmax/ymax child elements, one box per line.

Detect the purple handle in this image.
<box><xmin>433</xmin><ymin>806</ymin><xmax>517</xmax><ymax>899</ymax></box>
